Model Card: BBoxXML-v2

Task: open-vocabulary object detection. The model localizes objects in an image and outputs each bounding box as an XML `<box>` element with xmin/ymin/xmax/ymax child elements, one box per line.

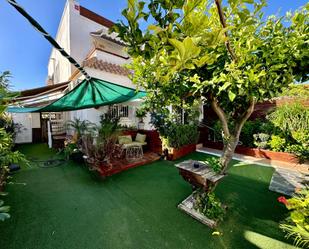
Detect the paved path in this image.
<box><xmin>269</xmin><ymin>168</ymin><xmax>309</xmax><ymax>196</ymax></box>
<box><xmin>197</xmin><ymin>147</ymin><xmax>309</xmax><ymax>196</ymax></box>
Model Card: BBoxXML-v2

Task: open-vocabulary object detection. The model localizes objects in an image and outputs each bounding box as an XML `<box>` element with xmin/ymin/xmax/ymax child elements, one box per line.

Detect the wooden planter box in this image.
<box><xmin>167</xmin><ymin>144</ymin><xmax>196</xmax><ymax>161</ymax></box>
<box><xmin>204</xmin><ymin>141</ymin><xmax>299</xmax><ymax>164</ymax></box>
<box><xmin>178</xmin><ymin>193</ymin><xmax>217</xmax><ymax>228</ymax></box>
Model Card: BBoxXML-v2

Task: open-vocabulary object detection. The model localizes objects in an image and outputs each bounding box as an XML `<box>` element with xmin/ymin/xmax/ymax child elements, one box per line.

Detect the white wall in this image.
<box><xmin>47</xmin><ymin>0</ymin><xmax>72</xmax><ymax>84</ymax></box>
<box><xmin>47</xmin><ymin>0</ymin><xmax>104</xmax><ymax>84</ymax></box>
<box><xmin>69</xmin><ymin>3</ymin><xmax>103</xmax><ymax>74</ymax></box>
<box><xmin>11</xmin><ymin>113</ymin><xmax>32</xmax><ymax>144</ymax></box>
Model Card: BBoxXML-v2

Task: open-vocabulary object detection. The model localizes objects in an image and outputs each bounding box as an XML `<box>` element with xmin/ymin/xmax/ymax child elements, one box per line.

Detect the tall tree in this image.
<box><xmin>113</xmin><ymin>0</ymin><xmax>308</xmax><ymax>180</ymax></box>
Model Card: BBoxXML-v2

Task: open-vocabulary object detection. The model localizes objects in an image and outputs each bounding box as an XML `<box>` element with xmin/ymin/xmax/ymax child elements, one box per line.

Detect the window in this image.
<box><xmin>109</xmin><ymin>105</ymin><xmax>129</xmax><ymax>118</ymax></box>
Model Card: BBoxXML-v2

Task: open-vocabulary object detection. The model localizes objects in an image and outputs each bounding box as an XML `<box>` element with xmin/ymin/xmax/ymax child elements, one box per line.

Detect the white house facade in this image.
<box><xmin>12</xmin><ymin>0</ymin><xmax>153</xmax><ymax>143</ymax></box>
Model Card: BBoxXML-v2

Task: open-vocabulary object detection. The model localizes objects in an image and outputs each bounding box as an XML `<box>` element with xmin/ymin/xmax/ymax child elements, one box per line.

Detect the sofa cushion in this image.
<box><xmin>122</xmin><ymin>141</ymin><xmax>147</xmax><ymax>149</ymax></box>
<box><xmin>118</xmin><ymin>135</ymin><xmax>132</xmax><ymax>144</ymax></box>
<box><xmin>135</xmin><ymin>133</ymin><xmax>146</xmax><ymax>143</ymax></box>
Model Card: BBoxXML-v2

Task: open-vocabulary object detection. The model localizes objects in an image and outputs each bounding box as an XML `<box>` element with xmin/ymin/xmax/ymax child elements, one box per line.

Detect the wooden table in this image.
<box><xmin>175</xmin><ymin>160</ymin><xmax>225</xmax><ymax>190</ymax></box>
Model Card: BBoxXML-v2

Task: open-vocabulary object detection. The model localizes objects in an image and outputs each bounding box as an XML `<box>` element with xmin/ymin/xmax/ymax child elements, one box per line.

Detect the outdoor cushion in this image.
<box><xmin>135</xmin><ymin>133</ymin><xmax>146</xmax><ymax>143</ymax></box>
<box><xmin>122</xmin><ymin>141</ymin><xmax>147</xmax><ymax>149</ymax></box>
<box><xmin>118</xmin><ymin>135</ymin><xmax>132</xmax><ymax>144</ymax></box>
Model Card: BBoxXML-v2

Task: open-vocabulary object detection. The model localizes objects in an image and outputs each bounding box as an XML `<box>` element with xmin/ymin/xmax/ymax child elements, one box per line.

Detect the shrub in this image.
<box><xmin>279</xmin><ymin>84</ymin><xmax>309</xmax><ymax>99</ymax></box>
<box><xmin>161</xmin><ymin>123</ymin><xmax>199</xmax><ymax>149</ymax></box>
<box><xmin>268</xmin><ymin>103</ymin><xmax>309</xmax><ymax>132</ymax></box>
<box><xmin>286</xmin><ymin>144</ymin><xmax>309</xmax><ymax>164</ymax></box>
<box><xmin>291</xmin><ymin>130</ymin><xmax>309</xmax><ymax>145</ymax></box>
<box><xmin>268</xmin><ymin>135</ymin><xmax>286</xmax><ymax>152</ymax></box>
<box><xmin>0</xmin><ymin>192</ymin><xmax>10</xmax><ymax>221</ymax></box>
<box><xmin>204</xmin><ymin>157</ymin><xmax>221</xmax><ymax>173</ymax></box>
<box><xmin>66</xmin><ymin>118</ymin><xmax>96</xmax><ymax>141</ymax></box>
<box><xmin>253</xmin><ymin>133</ymin><xmax>270</xmax><ymax>149</ymax></box>
<box><xmin>193</xmin><ymin>190</ymin><xmax>225</xmax><ymax>221</ymax></box>
<box><xmin>63</xmin><ymin>142</ymin><xmax>78</xmax><ymax>160</ymax></box>
<box><xmin>240</xmin><ymin>120</ymin><xmax>263</xmax><ymax>147</ymax></box>
<box><xmin>279</xmin><ymin>188</ymin><xmax>309</xmax><ymax>248</ymax></box>
<box><xmin>213</xmin><ymin>119</ymin><xmax>277</xmax><ymax>147</ymax></box>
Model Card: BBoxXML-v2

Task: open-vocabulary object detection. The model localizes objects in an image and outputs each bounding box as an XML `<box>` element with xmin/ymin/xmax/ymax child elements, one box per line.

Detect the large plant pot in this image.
<box><xmin>167</xmin><ymin>144</ymin><xmax>196</xmax><ymax>161</ymax></box>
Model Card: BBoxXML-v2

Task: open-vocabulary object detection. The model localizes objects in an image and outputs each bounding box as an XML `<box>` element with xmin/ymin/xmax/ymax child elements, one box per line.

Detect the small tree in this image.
<box><xmin>113</xmin><ymin>0</ymin><xmax>308</xmax><ymax>182</ymax></box>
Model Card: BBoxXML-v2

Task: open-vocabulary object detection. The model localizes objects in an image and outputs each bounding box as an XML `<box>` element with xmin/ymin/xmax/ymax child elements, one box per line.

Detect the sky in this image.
<box><xmin>0</xmin><ymin>0</ymin><xmax>307</xmax><ymax>91</ymax></box>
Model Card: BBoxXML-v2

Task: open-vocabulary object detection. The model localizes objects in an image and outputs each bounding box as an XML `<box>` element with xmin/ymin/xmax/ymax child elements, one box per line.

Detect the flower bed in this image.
<box><xmin>204</xmin><ymin>141</ymin><xmax>299</xmax><ymax>164</ymax></box>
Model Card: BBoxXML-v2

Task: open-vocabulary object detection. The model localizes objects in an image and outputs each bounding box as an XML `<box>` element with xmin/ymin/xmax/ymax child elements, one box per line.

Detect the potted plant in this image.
<box><xmin>65</xmin><ymin>118</ymin><xmax>95</xmax><ymax>143</ymax></box>
<box><xmin>136</xmin><ymin>108</ymin><xmax>147</xmax><ymax>130</ymax></box>
<box><xmin>63</xmin><ymin>141</ymin><xmax>85</xmax><ymax>163</ymax></box>
<box><xmin>161</xmin><ymin>124</ymin><xmax>199</xmax><ymax>160</ymax></box>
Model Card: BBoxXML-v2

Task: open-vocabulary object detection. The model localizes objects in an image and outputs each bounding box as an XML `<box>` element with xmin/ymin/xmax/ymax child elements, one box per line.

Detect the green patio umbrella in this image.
<box><xmin>7</xmin><ymin>78</ymin><xmax>146</xmax><ymax>113</ymax></box>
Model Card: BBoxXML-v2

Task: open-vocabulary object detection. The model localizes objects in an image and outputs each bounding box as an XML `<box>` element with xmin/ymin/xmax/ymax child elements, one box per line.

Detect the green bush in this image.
<box><xmin>161</xmin><ymin>123</ymin><xmax>199</xmax><ymax>149</ymax></box>
<box><xmin>279</xmin><ymin>188</ymin><xmax>309</xmax><ymax>248</ymax></box>
<box><xmin>268</xmin><ymin>103</ymin><xmax>309</xmax><ymax>161</ymax></box>
<box><xmin>268</xmin><ymin>103</ymin><xmax>309</xmax><ymax>132</ymax></box>
<box><xmin>240</xmin><ymin>120</ymin><xmax>263</xmax><ymax>147</ymax></box>
<box><xmin>213</xmin><ymin>119</ymin><xmax>277</xmax><ymax>147</ymax></box>
<box><xmin>210</xmin><ymin>102</ymin><xmax>309</xmax><ymax>162</ymax></box>
<box><xmin>269</xmin><ymin>135</ymin><xmax>286</xmax><ymax>152</ymax></box>
<box><xmin>286</xmin><ymin>144</ymin><xmax>309</xmax><ymax>164</ymax></box>
<box><xmin>0</xmin><ymin>192</ymin><xmax>10</xmax><ymax>221</ymax></box>
<box><xmin>279</xmin><ymin>84</ymin><xmax>309</xmax><ymax>99</ymax></box>
<box><xmin>253</xmin><ymin>133</ymin><xmax>270</xmax><ymax>149</ymax></box>
<box><xmin>0</xmin><ymin>71</ymin><xmax>28</xmax><ymax>221</ymax></box>
<box><xmin>204</xmin><ymin>157</ymin><xmax>221</xmax><ymax>173</ymax></box>
<box><xmin>193</xmin><ymin>190</ymin><xmax>225</xmax><ymax>221</ymax></box>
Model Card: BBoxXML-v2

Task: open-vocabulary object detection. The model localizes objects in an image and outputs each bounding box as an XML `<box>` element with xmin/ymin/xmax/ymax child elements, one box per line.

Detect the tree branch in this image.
<box><xmin>210</xmin><ymin>96</ymin><xmax>230</xmax><ymax>137</ymax></box>
<box><xmin>214</xmin><ymin>0</ymin><xmax>238</xmax><ymax>62</ymax></box>
<box><xmin>234</xmin><ymin>98</ymin><xmax>256</xmax><ymax>137</ymax></box>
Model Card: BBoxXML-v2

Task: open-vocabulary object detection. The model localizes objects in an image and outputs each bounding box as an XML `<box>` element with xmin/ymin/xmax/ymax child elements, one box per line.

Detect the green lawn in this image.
<box><xmin>0</xmin><ymin>144</ymin><xmax>296</xmax><ymax>249</ymax></box>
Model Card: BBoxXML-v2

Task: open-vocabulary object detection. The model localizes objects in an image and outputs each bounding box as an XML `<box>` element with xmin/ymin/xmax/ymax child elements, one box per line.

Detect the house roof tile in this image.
<box><xmin>83</xmin><ymin>57</ymin><xmax>130</xmax><ymax>76</ymax></box>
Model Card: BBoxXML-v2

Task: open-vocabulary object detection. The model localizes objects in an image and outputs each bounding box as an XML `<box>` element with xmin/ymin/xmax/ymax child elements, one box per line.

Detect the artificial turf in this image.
<box><xmin>0</xmin><ymin>144</ymin><xmax>296</xmax><ymax>249</ymax></box>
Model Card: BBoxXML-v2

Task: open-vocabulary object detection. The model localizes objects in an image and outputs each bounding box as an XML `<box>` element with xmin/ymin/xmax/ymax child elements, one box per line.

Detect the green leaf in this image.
<box><xmin>220</xmin><ymin>82</ymin><xmax>232</xmax><ymax>92</ymax></box>
<box><xmin>169</xmin><ymin>39</ymin><xmax>186</xmax><ymax>60</ymax></box>
<box><xmin>0</xmin><ymin>213</ymin><xmax>10</xmax><ymax>221</ymax></box>
<box><xmin>183</xmin><ymin>37</ymin><xmax>201</xmax><ymax>58</ymax></box>
<box><xmin>228</xmin><ymin>91</ymin><xmax>236</xmax><ymax>101</ymax></box>
<box><xmin>291</xmin><ymin>211</ymin><xmax>305</xmax><ymax>223</ymax></box>
<box><xmin>148</xmin><ymin>25</ymin><xmax>163</xmax><ymax>34</ymax></box>
<box><xmin>0</xmin><ymin>206</ymin><xmax>10</xmax><ymax>213</ymax></box>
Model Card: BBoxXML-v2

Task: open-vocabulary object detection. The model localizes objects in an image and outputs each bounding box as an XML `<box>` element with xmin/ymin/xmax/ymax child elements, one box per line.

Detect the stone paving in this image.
<box><xmin>269</xmin><ymin>168</ymin><xmax>309</xmax><ymax>196</ymax></box>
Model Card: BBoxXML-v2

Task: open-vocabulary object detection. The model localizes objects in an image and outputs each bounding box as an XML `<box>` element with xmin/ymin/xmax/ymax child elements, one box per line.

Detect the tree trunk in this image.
<box><xmin>209</xmin><ymin>97</ymin><xmax>256</xmax><ymax>176</ymax></box>
<box><xmin>220</xmin><ymin>134</ymin><xmax>239</xmax><ymax>174</ymax></box>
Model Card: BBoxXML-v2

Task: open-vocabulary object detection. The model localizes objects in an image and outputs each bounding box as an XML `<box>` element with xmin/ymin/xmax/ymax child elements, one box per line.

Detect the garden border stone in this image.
<box><xmin>178</xmin><ymin>193</ymin><xmax>217</xmax><ymax>228</ymax></box>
